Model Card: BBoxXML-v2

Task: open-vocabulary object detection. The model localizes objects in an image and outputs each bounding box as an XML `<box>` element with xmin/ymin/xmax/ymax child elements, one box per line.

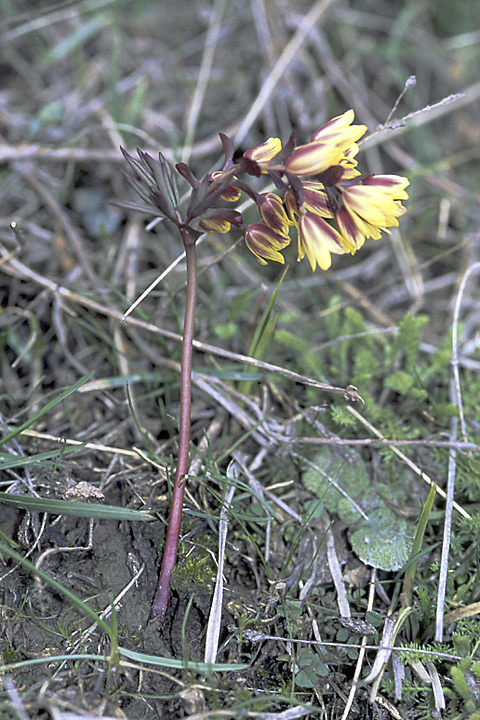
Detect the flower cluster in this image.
<box><xmin>114</xmin><ymin>110</ymin><xmax>409</xmax><ymax>272</ymax></box>
<box><xmin>239</xmin><ymin>109</ymin><xmax>409</xmax><ymax>271</ymax></box>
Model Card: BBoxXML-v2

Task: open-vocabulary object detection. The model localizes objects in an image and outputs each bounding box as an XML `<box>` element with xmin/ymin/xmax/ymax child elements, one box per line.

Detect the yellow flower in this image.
<box><xmin>199</xmin><ymin>209</ymin><xmax>243</xmax><ymax>235</ymax></box>
<box><xmin>334</xmin><ymin>207</ymin><xmax>369</xmax><ymax>253</ymax></box>
<box><xmin>245</xmin><ymin>223</ymin><xmax>290</xmax><ymax>265</ymax></box>
<box><xmin>286</xmin><ymin>142</ymin><xmax>346</xmax><ymax>177</ymax></box>
<box><xmin>243</xmin><ymin>137</ymin><xmax>282</xmax><ymax>171</ymax></box>
<box><xmin>338</xmin><ymin>146</ymin><xmax>361</xmax><ymax>180</ymax></box>
<box><xmin>286</xmin><ymin>110</ymin><xmax>367</xmax><ymax>176</ymax></box>
<box><xmin>337</xmin><ymin>174</ymin><xmax>409</xmax><ymax>251</ymax></box>
<box><xmin>297</xmin><ymin>212</ymin><xmax>345</xmax><ymax>271</ymax></box>
<box><xmin>310</xmin><ymin>109</ymin><xmax>366</xmax><ymax>144</ymax></box>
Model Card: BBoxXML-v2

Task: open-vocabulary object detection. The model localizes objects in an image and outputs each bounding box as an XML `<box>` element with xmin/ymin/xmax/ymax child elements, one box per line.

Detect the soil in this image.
<box><xmin>0</xmin><ymin>472</ymin><xmax>301</xmax><ymax>719</ymax></box>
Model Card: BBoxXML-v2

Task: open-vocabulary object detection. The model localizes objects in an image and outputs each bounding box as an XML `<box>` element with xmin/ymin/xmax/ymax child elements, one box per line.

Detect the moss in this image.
<box><xmin>3</xmin><ymin>646</ymin><xmax>23</xmax><ymax>664</ymax></box>
<box><xmin>170</xmin><ymin>550</ymin><xmax>216</xmax><ymax>592</ymax></box>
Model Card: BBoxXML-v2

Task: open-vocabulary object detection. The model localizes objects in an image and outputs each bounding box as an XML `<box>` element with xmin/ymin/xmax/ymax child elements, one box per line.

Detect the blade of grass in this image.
<box><xmin>0</xmin><ymin>492</ymin><xmax>152</xmax><ymax>521</ymax></box>
<box><xmin>118</xmin><ymin>647</ymin><xmax>248</xmax><ymax>672</ymax></box>
<box><xmin>239</xmin><ymin>266</ymin><xmax>288</xmax><ymax>398</ymax></box>
<box><xmin>402</xmin><ymin>480</ymin><xmax>437</xmax><ymax>608</ymax></box>
<box><xmin>0</xmin><ymin>650</ymin><xmax>248</xmax><ymax>673</ymax></box>
<box><xmin>204</xmin><ymin>464</ymin><xmax>236</xmax><ymax>664</ymax></box>
<box><xmin>0</xmin><ymin>445</ymin><xmax>83</xmax><ymax>470</ymax></box>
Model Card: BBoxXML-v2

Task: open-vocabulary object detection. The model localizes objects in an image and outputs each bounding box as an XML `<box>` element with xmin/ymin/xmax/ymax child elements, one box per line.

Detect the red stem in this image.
<box><xmin>149</xmin><ymin>231</ymin><xmax>197</xmax><ymax>620</ymax></box>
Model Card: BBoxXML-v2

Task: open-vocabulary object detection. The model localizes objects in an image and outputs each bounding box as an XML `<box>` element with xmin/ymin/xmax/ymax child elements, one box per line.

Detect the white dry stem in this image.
<box><xmin>341</xmin><ymin>568</ymin><xmax>376</xmax><ymax>720</ymax></box>
<box><xmin>326</xmin><ymin>527</ymin><xmax>350</xmax><ymax>619</ymax></box>
<box><xmin>0</xmin><ymin>240</ymin><xmax>375</xmax><ymax>400</ymax></box>
<box><xmin>69</xmin><ymin>564</ymin><xmax>144</xmax><ymax>657</ymax></box>
<box><xmin>361</xmin><ymin>89</ymin><xmax>479</xmax><ymax>150</ymax></box>
<box><xmin>435</xmin><ymin>409</ymin><xmax>457</xmax><ymax>643</ymax></box>
<box><xmin>121</xmin><ymin>248</ymin><xmax>189</xmax><ymax>322</ymax></box>
<box><xmin>50</xmin><ymin>711</ymin><xmax>125</xmax><ymax>720</ymax></box>
<box><xmin>49</xmin><ymin>562</ymin><xmax>145</xmax><ymax>683</ymax></box>
<box><xmin>436</xmin><ymin>261</ymin><xmax>480</xmax><ymax>641</ymax></box>
<box><xmin>204</xmin><ymin>464</ymin><xmax>237</xmax><ymax>664</ymax></box>
<box><xmin>410</xmin><ymin>660</ymin><xmax>432</xmax><ymax>683</ymax></box>
<box><xmin>233</xmin><ymin>451</ymin><xmax>303</xmax><ymax>523</ymax></box>
<box><xmin>2</xmin><ymin>677</ymin><xmax>29</xmax><ymax>720</ymax></box>
<box><xmin>450</xmin><ymin>262</ymin><xmax>480</xmax><ymax>444</ymax></box>
<box><xmin>365</xmin><ymin>608</ymin><xmax>411</xmax><ymax>702</ymax></box>
<box><xmin>255</xmin><ymin>707</ymin><xmax>313</xmax><ymax>720</ymax></box>
<box><xmin>426</xmin><ymin>660</ymin><xmax>446</xmax><ymax>711</ymax></box>
<box><xmin>364</xmin><ymin>616</ymin><xmax>396</xmax><ymax>693</ymax></box>
<box><xmin>392</xmin><ymin>653</ymin><xmax>405</xmax><ymax>700</ymax></box>
<box><xmin>120</xmin><ymin>191</ymin><xmax>256</xmax><ymax>323</ymax></box>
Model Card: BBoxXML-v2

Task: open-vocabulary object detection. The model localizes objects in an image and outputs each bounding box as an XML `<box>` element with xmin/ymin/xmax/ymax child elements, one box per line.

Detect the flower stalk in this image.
<box><xmin>113</xmin><ymin>108</ymin><xmax>410</xmax><ymax>622</ymax></box>
<box><xmin>149</xmin><ymin>230</ymin><xmax>197</xmax><ymax>619</ymax></box>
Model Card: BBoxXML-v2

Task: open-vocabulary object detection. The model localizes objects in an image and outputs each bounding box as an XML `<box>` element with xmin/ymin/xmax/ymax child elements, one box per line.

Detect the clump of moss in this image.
<box><xmin>170</xmin><ymin>550</ymin><xmax>216</xmax><ymax>592</ymax></box>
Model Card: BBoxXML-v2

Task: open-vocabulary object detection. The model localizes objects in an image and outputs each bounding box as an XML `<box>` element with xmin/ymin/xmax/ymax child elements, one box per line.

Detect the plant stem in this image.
<box><xmin>150</xmin><ymin>231</ymin><xmax>197</xmax><ymax>620</ymax></box>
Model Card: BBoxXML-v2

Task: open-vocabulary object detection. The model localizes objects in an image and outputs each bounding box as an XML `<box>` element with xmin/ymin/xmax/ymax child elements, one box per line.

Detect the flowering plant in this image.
<box><xmin>113</xmin><ymin>109</ymin><xmax>409</xmax><ymax>620</ymax></box>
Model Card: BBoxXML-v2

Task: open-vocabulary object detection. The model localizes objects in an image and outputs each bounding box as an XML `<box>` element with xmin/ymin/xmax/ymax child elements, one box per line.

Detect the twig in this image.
<box><xmin>181</xmin><ymin>0</ymin><xmax>227</xmax><ymax>164</ymax></box>
<box><xmin>450</xmin><ymin>262</ymin><xmax>480</xmax><ymax>444</ymax></box>
<box><xmin>234</xmin><ymin>0</ymin><xmax>337</xmax><ymax>145</ymax></box>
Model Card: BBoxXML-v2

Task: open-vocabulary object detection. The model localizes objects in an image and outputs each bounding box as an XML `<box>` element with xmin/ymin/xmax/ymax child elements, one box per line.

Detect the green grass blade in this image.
<box><xmin>0</xmin><ymin>492</ymin><xmax>152</xmax><ymax>521</ymax></box>
<box><xmin>0</xmin><ymin>444</ymin><xmax>82</xmax><ymax>470</ymax></box>
<box><xmin>118</xmin><ymin>646</ymin><xmax>248</xmax><ymax>671</ymax></box>
<box><xmin>402</xmin><ymin>480</ymin><xmax>437</xmax><ymax>606</ymax></box>
<box><xmin>0</xmin><ymin>654</ymin><xmax>111</xmax><ymax>672</ymax></box>
<box><xmin>0</xmin><ymin>650</ymin><xmax>249</xmax><ymax>674</ymax></box>
<box><xmin>249</xmin><ymin>266</ymin><xmax>288</xmax><ymax>359</ymax></box>
<box><xmin>239</xmin><ymin>266</ymin><xmax>288</xmax><ymax>397</ymax></box>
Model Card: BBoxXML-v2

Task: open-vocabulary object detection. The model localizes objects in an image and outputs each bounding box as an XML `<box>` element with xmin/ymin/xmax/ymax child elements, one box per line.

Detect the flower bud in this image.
<box><xmin>244</xmin><ymin>223</ymin><xmax>290</xmax><ymax>265</ymax></box>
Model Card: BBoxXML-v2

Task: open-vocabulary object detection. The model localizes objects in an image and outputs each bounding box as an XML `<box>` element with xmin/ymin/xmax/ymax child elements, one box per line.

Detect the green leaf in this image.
<box><xmin>302</xmin><ymin>447</ymin><xmax>370</xmax><ymax>516</ymax></box>
<box><xmin>385</xmin><ymin>370</ymin><xmax>414</xmax><ymax>394</ymax></box>
<box><xmin>46</xmin><ymin>14</ymin><xmax>111</xmax><ymax>63</ymax></box>
<box><xmin>275</xmin><ymin>329</ymin><xmax>310</xmax><ymax>352</ymax></box>
<box><xmin>239</xmin><ymin>266</ymin><xmax>288</xmax><ymax>397</ymax></box>
<box><xmin>393</xmin><ymin>314</ymin><xmax>428</xmax><ymax>371</ymax></box>
<box><xmin>402</xmin><ymin>479</ymin><xmax>436</xmax><ymax>603</ymax></box>
<box><xmin>302</xmin><ymin>448</ymin><xmax>416</xmax><ymax>571</ymax></box>
<box><xmin>350</xmin><ymin>508</ymin><xmax>414</xmax><ymax>571</ymax></box>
